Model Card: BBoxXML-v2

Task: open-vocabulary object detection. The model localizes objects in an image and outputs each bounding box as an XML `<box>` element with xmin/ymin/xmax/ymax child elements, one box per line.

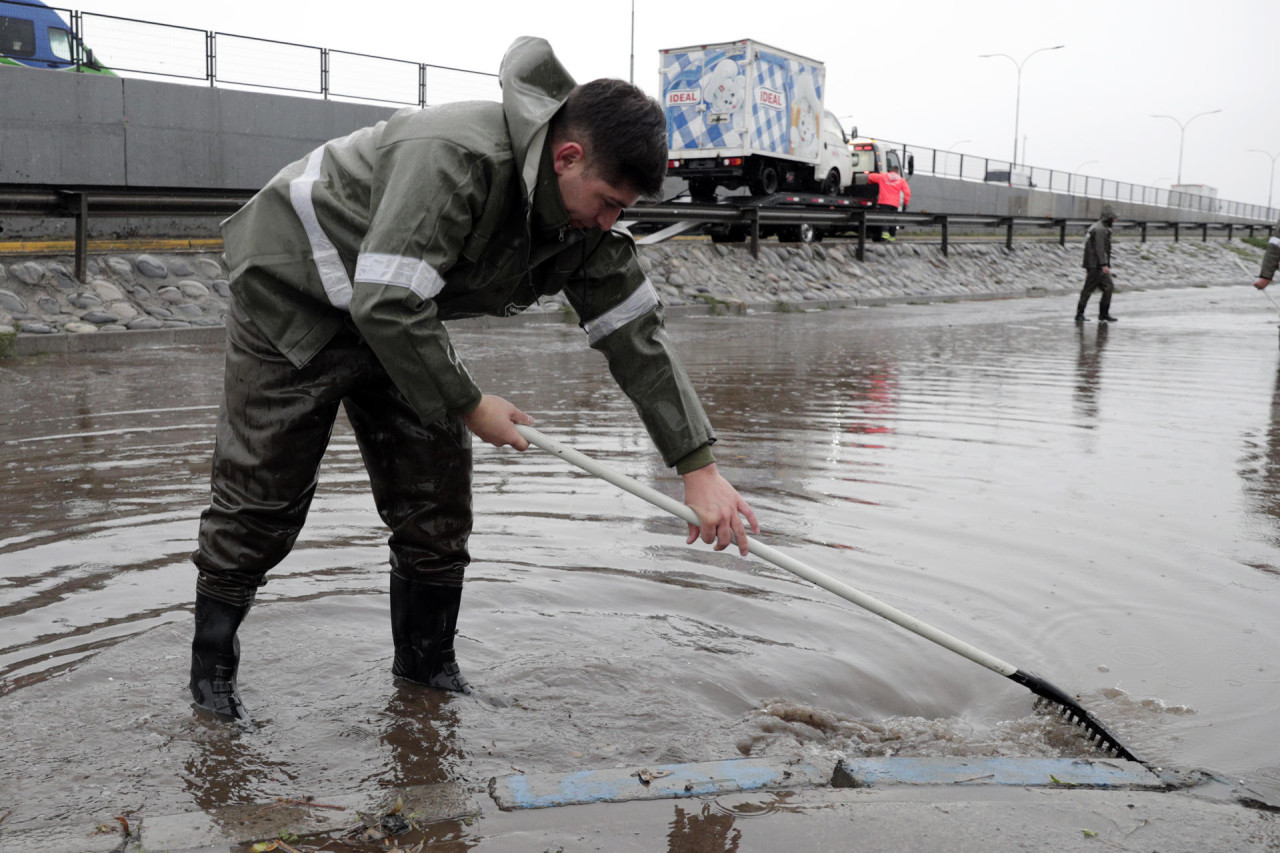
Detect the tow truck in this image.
<box><xmin>627</xmin><ymin>190</ymin><xmax>875</xmax><ymax>246</ymax></box>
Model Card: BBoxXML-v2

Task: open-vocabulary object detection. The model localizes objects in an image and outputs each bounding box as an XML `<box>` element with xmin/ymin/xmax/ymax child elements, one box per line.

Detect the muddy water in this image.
<box><xmin>2</xmin><ymin>285</ymin><xmax>1279</xmax><ymax>835</ymax></box>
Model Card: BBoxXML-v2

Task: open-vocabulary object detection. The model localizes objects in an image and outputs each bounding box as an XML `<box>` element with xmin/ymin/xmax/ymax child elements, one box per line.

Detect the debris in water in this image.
<box><xmin>346</xmin><ymin>798</ymin><xmax>413</xmax><ymax>844</ymax></box>
<box><xmin>636</xmin><ymin>768</ymin><xmax>673</xmax><ymax>785</ymax></box>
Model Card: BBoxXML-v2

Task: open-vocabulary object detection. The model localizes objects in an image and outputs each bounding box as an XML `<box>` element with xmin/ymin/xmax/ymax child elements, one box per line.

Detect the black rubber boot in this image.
<box><xmin>1075</xmin><ymin>294</ymin><xmax>1091</xmax><ymax>320</ymax></box>
<box><xmin>189</xmin><ymin>591</ymin><xmax>253</xmax><ymax>721</ymax></box>
<box><xmin>389</xmin><ymin>573</ymin><xmax>472</xmax><ymax>694</ymax></box>
<box><xmin>1099</xmin><ymin>289</ymin><xmax>1116</xmax><ymax>322</ymax></box>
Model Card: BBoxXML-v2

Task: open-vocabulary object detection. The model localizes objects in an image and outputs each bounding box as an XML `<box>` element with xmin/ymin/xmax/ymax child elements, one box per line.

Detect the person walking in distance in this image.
<box><xmin>188</xmin><ymin>36</ymin><xmax>759</xmax><ymax>722</ymax></box>
<box><xmin>1076</xmin><ymin>205</ymin><xmax>1119</xmax><ymax>322</ymax></box>
<box><xmin>1251</xmin><ymin>211</ymin><xmax>1280</xmax><ymax>291</ymax></box>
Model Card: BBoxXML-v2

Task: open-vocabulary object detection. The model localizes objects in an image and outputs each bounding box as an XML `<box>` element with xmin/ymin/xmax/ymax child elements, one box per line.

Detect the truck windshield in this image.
<box><xmin>48</xmin><ymin>25</ymin><xmax>70</xmax><ymax>61</ymax></box>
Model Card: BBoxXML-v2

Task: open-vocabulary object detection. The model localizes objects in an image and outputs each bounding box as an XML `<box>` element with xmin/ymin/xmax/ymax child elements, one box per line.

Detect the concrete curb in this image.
<box><xmin>489</xmin><ymin>756</ymin><xmax>832</xmax><ymax>810</ymax></box>
<box><xmin>831</xmin><ymin>756</ymin><xmax>1167</xmax><ymax>790</ymax></box>
<box><xmin>7</xmin><ymin>755</ymin><xmax>1239</xmax><ymax>853</ymax></box>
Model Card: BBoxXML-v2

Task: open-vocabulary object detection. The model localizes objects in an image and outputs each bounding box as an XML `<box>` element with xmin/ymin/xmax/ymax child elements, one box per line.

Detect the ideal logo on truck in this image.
<box><xmin>756</xmin><ymin>87</ymin><xmax>784</xmax><ymax>111</ymax></box>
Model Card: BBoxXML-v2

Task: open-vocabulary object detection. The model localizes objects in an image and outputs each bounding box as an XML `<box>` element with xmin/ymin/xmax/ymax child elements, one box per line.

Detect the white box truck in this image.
<box><xmin>661</xmin><ymin>39</ymin><xmax>853</xmax><ymax>202</ymax></box>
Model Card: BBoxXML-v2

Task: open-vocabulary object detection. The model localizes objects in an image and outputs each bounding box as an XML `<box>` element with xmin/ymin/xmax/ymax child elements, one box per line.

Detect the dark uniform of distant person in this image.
<box><xmin>1076</xmin><ymin>205</ymin><xmax>1119</xmax><ymax>322</ymax></box>
<box><xmin>1251</xmin><ymin>212</ymin><xmax>1280</xmax><ymax>290</ymax></box>
<box><xmin>188</xmin><ymin>36</ymin><xmax>760</xmax><ymax>721</ymax></box>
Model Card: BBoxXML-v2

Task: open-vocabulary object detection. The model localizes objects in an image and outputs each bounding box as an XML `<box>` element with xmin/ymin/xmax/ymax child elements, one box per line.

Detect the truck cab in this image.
<box><xmin>809</xmin><ymin>111</ymin><xmax>854</xmax><ymax>196</ymax></box>
<box><xmin>846</xmin><ymin>137</ymin><xmax>914</xmax><ymax>208</ymax></box>
<box><xmin>0</xmin><ymin>0</ymin><xmax>110</xmax><ymax>73</ymax></box>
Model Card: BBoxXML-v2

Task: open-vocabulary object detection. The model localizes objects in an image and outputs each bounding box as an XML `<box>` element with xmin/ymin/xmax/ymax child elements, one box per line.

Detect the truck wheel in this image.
<box><xmin>820</xmin><ymin>169</ymin><xmax>840</xmax><ymax>196</ymax></box>
<box><xmin>781</xmin><ymin>224</ymin><xmax>816</xmax><ymax>244</ymax></box>
<box><xmin>710</xmin><ymin>225</ymin><xmax>747</xmax><ymax>243</ymax></box>
<box><xmin>688</xmin><ymin>179</ymin><xmax>717</xmax><ymax>203</ymax></box>
<box><xmin>749</xmin><ymin>164</ymin><xmax>779</xmax><ymax>196</ymax></box>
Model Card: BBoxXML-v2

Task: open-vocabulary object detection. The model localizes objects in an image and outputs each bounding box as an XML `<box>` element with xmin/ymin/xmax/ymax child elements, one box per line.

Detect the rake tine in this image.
<box><xmin>1010</xmin><ymin>669</ymin><xmax>1141</xmax><ymax>763</ymax></box>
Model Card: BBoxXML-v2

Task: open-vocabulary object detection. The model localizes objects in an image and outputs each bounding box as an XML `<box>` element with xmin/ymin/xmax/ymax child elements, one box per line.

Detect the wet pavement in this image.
<box><xmin>3</xmin><ymin>285</ymin><xmax>1280</xmax><ymax>849</ymax></box>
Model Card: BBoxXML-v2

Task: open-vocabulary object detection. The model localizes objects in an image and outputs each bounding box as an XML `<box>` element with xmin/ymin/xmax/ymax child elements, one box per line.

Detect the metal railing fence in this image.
<box><xmin>886</xmin><ymin>139</ymin><xmax>1276</xmax><ymax>223</ymax></box>
<box><xmin>32</xmin><ymin>1</ymin><xmax>501</xmax><ymax>105</ymax></box>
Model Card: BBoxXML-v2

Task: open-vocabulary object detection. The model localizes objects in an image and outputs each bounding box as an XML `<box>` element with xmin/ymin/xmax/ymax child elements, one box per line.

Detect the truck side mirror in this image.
<box><xmin>906</xmin><ymin>154</ymin><xmax>915</xmax><ymax>177</ymax></box>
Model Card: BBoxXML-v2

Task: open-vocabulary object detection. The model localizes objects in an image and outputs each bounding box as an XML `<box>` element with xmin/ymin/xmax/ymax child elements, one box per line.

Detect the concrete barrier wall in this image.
<box><xmin>0</xmin><ymin>66</ymin><xmax>1264</xmax><ymax>233</ymax></box>
<box><xmin>908</xmin><ymin>174</ymin><xmax>1245</xmax><ymax>225</ymax></box>
<box><xmin>0</xmin><ymin>64</ymin><xmax>396</xmax><ymax>189</ymax></box>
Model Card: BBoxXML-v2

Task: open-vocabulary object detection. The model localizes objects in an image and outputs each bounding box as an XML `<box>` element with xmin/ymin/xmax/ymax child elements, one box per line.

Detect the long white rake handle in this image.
<box><xmin>515</xmin><ymin>424</ymin><xmax>1018</xmax><ymax>678</ymax></box>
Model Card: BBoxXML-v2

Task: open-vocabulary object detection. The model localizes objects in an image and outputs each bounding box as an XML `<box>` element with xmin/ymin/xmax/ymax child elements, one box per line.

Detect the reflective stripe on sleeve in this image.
<box><xmin>354</xmin><ymin>253</ymin><xmax>447</xmax><ymax>301</ymax></box>
<box><xmin>289</xmin><ymin>146</ymin><xmax>353</xmax><ymax>311</ymax></box>
<box><xmin>582</xmin><ymin>278</ymin><xmax>660</xmax><ymax>345</ymax></box>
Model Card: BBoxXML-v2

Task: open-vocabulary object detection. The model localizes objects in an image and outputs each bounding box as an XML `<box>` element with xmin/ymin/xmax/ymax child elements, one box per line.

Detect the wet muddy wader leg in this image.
<box><xmin>1076</xmin><ymin>268</ymin><xmax>1102</xmax><ymax>321</ymax></box>
<box><xmin>342</xmin><ymin>384</ymin><xmax>475</xmax><ymax>694</ymax></box>
<box><xmin>190</xmin><ymin>300</ymin><xmax>371</xmax><ymax>719</ymax></box>
<box><xmin>190</xmin><ymin>592</ymin><xmax>254</xmax><ymax>721</ymax></box>
<box><xmin>1098</xmin><ymin>272</ymin><xmax>1117</xmax><ymax>321</ymax></box>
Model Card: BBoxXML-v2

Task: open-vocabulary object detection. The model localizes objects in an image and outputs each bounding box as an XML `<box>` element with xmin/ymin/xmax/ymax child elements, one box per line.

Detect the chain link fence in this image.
<box><xmin>52</xmin><ymin>3</ymin><xmax>500</xmax><ymax>105</ymax></box>
<box><xmin>890</xmin><ymin>140</ymin><xmax>1275</xmax><ymax>223</ymax></box>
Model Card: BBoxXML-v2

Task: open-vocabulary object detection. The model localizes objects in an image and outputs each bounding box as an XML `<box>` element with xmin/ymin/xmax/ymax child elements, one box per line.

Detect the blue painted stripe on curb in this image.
<box><xmin>833</xmin><ymin>757</ymin><xmax>1164</xmax><ymax>789</ymax></box>
<box><xmin>490</xmin><ymin>757</ymin><xmax>830</xmax><ymax>810</ymax></box>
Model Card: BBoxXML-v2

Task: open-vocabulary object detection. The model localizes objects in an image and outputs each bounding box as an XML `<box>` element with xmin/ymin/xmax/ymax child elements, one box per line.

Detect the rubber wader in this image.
<box><xmin>389</xmin><ymin>573</ymin><xmax>472</xmax><ymax>694</ymax></box>
<box><xmin>189</xmin><ymin>591</ymin><xmax>253</xmax><ymax>721</ymax></box>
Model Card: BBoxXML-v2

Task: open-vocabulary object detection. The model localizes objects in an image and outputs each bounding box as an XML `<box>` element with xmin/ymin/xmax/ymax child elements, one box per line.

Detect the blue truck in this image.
<box><xmin>0</xmin><ymin>0</ymin><xmax>110</xmax><ymax>73</ymax></box>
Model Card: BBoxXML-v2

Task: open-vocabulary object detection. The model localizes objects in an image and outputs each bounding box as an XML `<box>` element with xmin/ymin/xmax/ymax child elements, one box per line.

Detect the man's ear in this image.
<box><xmin>552</xmin><ymin>141</ymin><xmax>585</xmax><ymax>176</ymax></box>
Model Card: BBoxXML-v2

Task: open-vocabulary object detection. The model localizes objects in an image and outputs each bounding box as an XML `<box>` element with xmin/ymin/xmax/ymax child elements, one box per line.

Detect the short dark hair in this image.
<box><xmin>549</xmin><ymin>78</ymin><xmax>667</xmax><ymax>198</ymax></box>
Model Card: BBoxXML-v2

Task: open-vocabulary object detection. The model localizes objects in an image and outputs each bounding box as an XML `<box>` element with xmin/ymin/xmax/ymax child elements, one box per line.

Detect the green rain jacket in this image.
<box><xmin>220</xmin><ymin>37</ymin><xmax>714</xmax><ymax>471</ymax></box>
<box><xmin>1082</xmin><ymin>218</ymin><xmax>1112</xmax><ymax>270</ymax></box>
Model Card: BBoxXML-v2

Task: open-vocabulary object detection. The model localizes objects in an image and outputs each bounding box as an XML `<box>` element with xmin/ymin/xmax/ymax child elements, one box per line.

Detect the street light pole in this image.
<box><xmin>1248</xmin><ymin>148</ymin><xmax>1279</xmax><ymax>211</ymax></box>
<box><xmin>1150</xmin><ymin>110</ymin><xmax>1221</xmax><ymax>186</ymax></box>
<box><xmin>979</xmin><ymin>44</ymin><xmax>1064</xmax><ymax>168</ymax></box>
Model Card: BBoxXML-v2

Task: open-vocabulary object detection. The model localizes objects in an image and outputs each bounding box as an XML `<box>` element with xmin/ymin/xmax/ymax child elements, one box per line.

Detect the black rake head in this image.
<box><xmin>1010</xmin><ymin>669</ymin><xmax>1143</xmax><ymax>764</ymax></box>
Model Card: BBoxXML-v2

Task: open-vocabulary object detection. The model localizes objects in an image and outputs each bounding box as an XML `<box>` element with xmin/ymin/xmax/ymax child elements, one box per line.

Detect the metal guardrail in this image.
<box><xmin>624</xmin><ymin>201</ymin><xmax>1275</xmax><ymax>261</ymax></box>
<box><xmin>1</xmin><ymin>184</ymin><xmax>1273</xmax><ymax>280</ymax></box>
<box><xmin>0</xmin><ymin>184</ymin><xmax>254</xmax><ymax>278</ymax></box>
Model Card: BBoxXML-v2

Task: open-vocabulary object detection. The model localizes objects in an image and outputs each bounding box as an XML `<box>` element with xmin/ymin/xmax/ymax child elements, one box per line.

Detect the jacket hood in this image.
<box><xmin>499</xmin><ymin>37</ymin><xmax>577</xmax><ymax>202</ymax></box>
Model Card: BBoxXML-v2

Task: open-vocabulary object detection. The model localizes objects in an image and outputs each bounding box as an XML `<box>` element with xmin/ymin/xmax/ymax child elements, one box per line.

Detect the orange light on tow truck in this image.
<box><xmin>722</xmin><ymin>157</ymin><xmax>743</xmax><ymax>166</ymax></box>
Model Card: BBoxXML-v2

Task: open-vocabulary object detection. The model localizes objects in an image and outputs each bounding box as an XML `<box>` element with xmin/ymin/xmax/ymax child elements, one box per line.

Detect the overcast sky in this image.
<box><xmin>68</xmin><ymin>0</ymin><xmax>1280</xmax><ymax>210</ymax></box>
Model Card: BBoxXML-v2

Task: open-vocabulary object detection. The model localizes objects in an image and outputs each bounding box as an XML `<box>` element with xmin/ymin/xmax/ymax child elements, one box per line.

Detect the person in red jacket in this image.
<box><xmin>867</xmin><ymin>167</ymin><xmax>910</xmax><ymax>241</ymax></box>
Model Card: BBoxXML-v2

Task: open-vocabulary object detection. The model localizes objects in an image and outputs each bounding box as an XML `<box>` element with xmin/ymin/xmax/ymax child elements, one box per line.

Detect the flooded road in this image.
<box><xmin>2</xmin><ymin>284</ymin><xmax>1279</xmax><ymax>838</ymax></box>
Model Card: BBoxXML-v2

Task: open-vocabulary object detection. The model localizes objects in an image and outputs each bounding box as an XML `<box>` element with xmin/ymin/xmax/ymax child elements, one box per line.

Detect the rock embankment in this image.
<box><xmin>0</xmin><ymin>239</ymin><xmax>1264</xmax><ymax>352</ymax></box>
